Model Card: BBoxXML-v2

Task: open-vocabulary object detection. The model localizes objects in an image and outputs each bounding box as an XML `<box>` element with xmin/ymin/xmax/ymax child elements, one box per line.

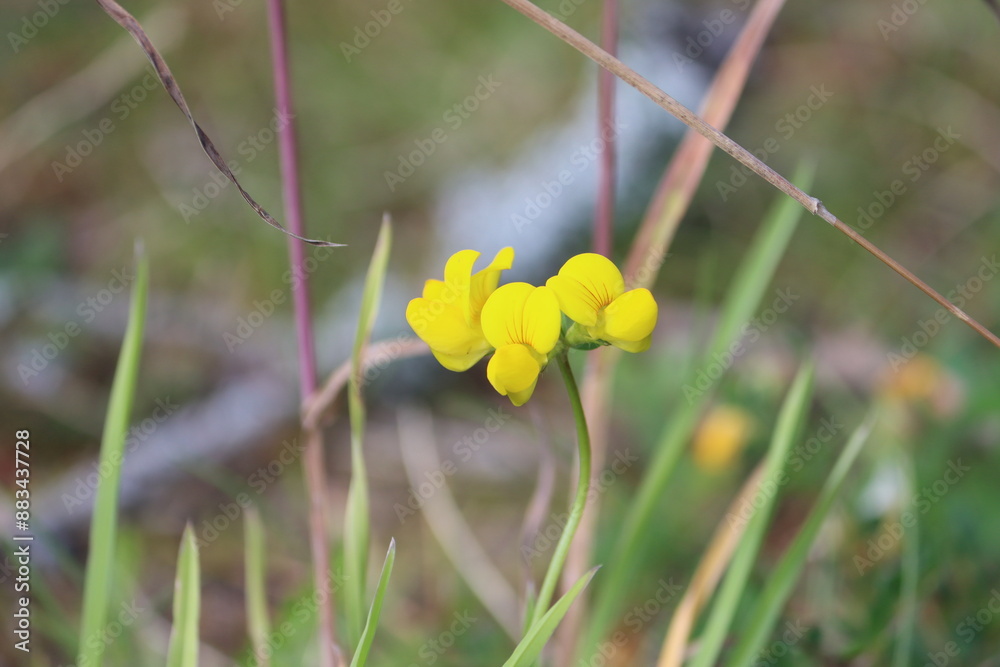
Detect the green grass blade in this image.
<box><xmin>344</xmin><ymin>217</ymin><xmax>393</xmax><ymax>644</ymax></box>
<box><xmin>77</xmin><ymin>247</ymin><xmax>148</xmax><ymax>666</ymax></box>
<box><xmin>244</xmin><ymin>507</ymin><xmax>271</xmax><ymax>667</ymax></box>
<box><xmin>348</xmin><ymin>539</ymin><xmax>396</xmax><ymax>667</ymax></box>
<box><xmin>893</xmin><ymin>450</ymin><xmax>919</xmax><ymax>667</ymax></box>
<box><xmin>586</xmin><ymin>164</ymin><xmax>814</xmax><ymax>648</ymax></box>
<box><xmin>724</xmin><ymin>409</ymin><xmax>877</xmax><ymax>666</ymax></box>
<box><xmin>689</xmin><ymin>362</ymin><xmax>815</xmax><ymax>667</ymax></box>
<box><xmin>166</xmin><ymin>524</ymin><xmax>201</xmax><ymax>667</ymax></box>
<box><xmin>503</xmin><ymin>568</ymin><xmax>599</xmax><ymax>667</ymax></box>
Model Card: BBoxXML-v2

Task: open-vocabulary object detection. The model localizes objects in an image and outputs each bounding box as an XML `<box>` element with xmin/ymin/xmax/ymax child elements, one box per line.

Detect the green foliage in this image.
<box><xmin>166</xmin><ymin>525</ymin><xmax>202</xmax><ymax>667</ymax></box>
<box><xmin>77</xmin><ymin>247</ymin><xmax>148</xmax><ymax>667</ymax></box>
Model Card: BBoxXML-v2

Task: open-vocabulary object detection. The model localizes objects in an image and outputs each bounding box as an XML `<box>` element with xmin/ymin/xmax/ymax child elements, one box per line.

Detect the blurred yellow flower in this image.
<box><xmin>406</xmin><ymin>247</ymin><xmax>514</xmax><ymax>371</ymax></box>
<box><xmin>546</xmin><ymin>253</ymin><xmax>658</xmax><ymax>352</ymax></box>
<box><xmin>481</xmin><ymin>282</ymin><xmax>562</xmax><ymax>406</ymax></box>
<box><xmin>693</xmin><ymin>405</ymin><xmax>755</xmax><ymax>472</ymax></box>
<box><xmin>880</xmin><ymin>354</ymin><xmax>942</xmax><ymax>403</ymax></box>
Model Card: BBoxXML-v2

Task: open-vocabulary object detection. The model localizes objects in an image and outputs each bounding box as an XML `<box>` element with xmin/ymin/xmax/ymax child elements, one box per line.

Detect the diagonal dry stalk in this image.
<box><xmin>396</xmin><ymin>408</ymin><xmax>521</xmax><ymax>639</ymax></box>
<box><xmin>497</xmin><ymin>0</ymin><xmax>1000</xmax><ymax>350</ymax></box>
<box><xmin>558</xmin><ymin>0</ymin><xmax>788</xmax><ymax>660</ymax></box>
<box><xmin>656</xmin><ymin>465</ymin><xmax>765</xmax><ymax>667</ymax></box>
<box><xmin>93</xmin><ymin>0</ymin><xmax>339</xmax><ymax>248</ymax></box>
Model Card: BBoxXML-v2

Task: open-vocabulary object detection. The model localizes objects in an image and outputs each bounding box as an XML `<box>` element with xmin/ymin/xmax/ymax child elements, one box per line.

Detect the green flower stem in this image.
<box><xmin>529</xmin><ymin>352</ymin><xmax>592</xmax><ymax>630</ymax></box>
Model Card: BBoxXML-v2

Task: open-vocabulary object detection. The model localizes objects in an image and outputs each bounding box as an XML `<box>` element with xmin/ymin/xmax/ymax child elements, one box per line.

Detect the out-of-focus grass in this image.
<box><xmin>4</xmin><ymin>0</ymin><xmax>1000</xmax><ymax>664</ymax></box>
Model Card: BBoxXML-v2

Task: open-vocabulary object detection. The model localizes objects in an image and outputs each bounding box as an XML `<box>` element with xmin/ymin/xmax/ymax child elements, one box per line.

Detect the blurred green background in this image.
<box><xmin>2</xmin><ymin>0</ymin><xmax>1000</xmax><ymax>663</ymax></box>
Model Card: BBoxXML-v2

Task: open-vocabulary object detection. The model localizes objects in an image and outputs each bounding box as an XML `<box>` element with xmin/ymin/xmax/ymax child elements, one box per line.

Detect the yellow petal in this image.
<box><xmin>422</xmin><ymin>279</ymin><xmax>452</xmax><ymax>301</ymax></box>
<box><xmin>405</xmin><ymin>297</ymin><xmax>483</xmax><ymax>357</ymax></box>
<box><xmin>469</xmin><ymin>247</ymin><xmax>515</xmax><ymax>315</ymax></box>
<box><xmin>547</xmin><ymin>253</ymin><xmax>625</xmax><ymax>327</ymax></box>
<box><xmin>481</xmin><ymin>282</ymin><xmax>536</xmax><ymax>348</ymax></box>
<box><xmin>610</xmin><ymin>335</ymin><xmax>651</xmax><ymax>353</ymax></box>
<box><xmin>603</xmin><ymin>288</ymin><xmax>658</xmax><ymax>343</ymax></box>
<box><xmin>522</xmin><ymin>286</ymin><xmax>561</xmax><ymax>354</ymax></box>
<box><xmin>431</xmin><ymin>348</ymin><xmax>489</xmax><ymax>372</ymax></box>
<box><xmin>487</xmin><ymin>343</ymin><xmax>541</xmax><ymax>404</ymax></box>
<box><xmin>442</xmin><ymin>250</ymin><xmax>480</xmax><ymax>324</ymax></box>
<box><xmin>481</xmin><ymin>283</ymin><xmax>561</xmax><ymax>354</ymax></box>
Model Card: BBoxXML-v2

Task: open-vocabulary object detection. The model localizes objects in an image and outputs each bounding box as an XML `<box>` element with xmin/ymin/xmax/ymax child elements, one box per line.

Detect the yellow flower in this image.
<box><xmin>692</xmin><ymin>405</ymin><xmax>755</xmax><ymax>472</ymax></box>
<box><xmin>406</xmin><ymin>247</ymin><xmax>514</xmax><ymax>371</ymax></box>
<box><xmin>546</xmin><ymin>253</ymin><xmax>658</xmax><ymax>352</ymax></box>
<box><xmin>481</xmin><ymin>282</ymin><xmax>562</xmax><ymax>406</ymax></box>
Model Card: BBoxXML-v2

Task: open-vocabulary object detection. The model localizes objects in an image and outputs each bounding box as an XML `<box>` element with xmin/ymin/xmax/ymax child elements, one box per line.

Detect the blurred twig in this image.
<box><xmin>656</xmin><ymin>465</ymin><xmax>764</xmax><ymax>667</ymax></box>
<box><xmin>497</xmin><ymin>0</ymin><xmax>1000</xmax><ymax>350</ymax></box>
<box><xmin>593</xmin><ymin>0</ymin><xmax>618</xmax><ymax>258</ymax></box>
<box><xmin>302</xmin><ymin>337</ymin><xmax>429</xmax><ymax>431</ymax></box>
<box><xmin>396</xmin><ymin>407</ymin><xmax>521</xmax><ymax>639</ymax></box>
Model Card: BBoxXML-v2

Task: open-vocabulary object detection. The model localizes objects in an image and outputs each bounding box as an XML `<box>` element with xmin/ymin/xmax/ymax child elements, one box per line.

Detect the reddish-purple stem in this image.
<box><xmin>265</xmin><ymin>1</ymin><xmax>339</xmax><ymax>665</ymax></box>
<box><xmin>594</xmin><ymin>0</ymin><xmax>618</xmax><ymax>257</ymax></box>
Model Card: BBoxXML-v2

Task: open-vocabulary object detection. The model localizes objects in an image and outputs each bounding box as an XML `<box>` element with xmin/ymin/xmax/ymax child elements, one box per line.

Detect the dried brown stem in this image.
<box><xmin>498</xmin><ymin>0</ymin><xmax>1000</xmax><ymax>350</ymax></box>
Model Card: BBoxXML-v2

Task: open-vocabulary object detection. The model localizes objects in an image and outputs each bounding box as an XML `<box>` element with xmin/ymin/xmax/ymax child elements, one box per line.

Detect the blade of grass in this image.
<box><xmin>166</xmin><ymin>524</ymin><xmax>201</xmax><ymax>667</ymax></box>
<box><xmin>893</xmin><ymin>450</ymin><xmax>919</xmax><ymax>667</ymax></box>
<box><xmin>502</xmin><ymin>568</ymin><xmax>599</xmax><ymax>667</ymax></box>
<box><xmin>723</xmin><ymin>410</ymin><xmax>877</xmax><ymax>666</ymax></box>
<box><xmin>245</xmin><ymin>507</ymin><xmax>271</xmax><ymax>667</ymax></box>
<box><xmin>344</xmin><ymin>217</ymin><xmax>393</xmax><ymax>645</ymax></box>
<box><xmin>77</xmin><ymin>246</ymin><xmax>148</xmax><ymax>666</ymax></box>
<box><xmin>585</xmin><ymin>166</ymin><xmax>812</xmax><ymax>649</ymax></box>
<box><xmin>348</xmin><ymin>539</ymin><xmax>396</xmax><ymax>667</ymax></box>
<box><xmin>687</xmin><ymin>362</ymin><xmax>815</xmax><ymax>667</ymax></box>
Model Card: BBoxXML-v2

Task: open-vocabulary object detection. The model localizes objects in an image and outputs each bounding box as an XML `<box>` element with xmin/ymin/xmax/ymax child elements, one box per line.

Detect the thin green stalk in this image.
<box><xmin>893</xmin><ymin>451</ymin><xmax>919</xmax><ymax>667</ymax></box>
<box><xmin>529</xmin><ymin>353</ymin><xmax>592</xmax><ymax>630</ymax></box>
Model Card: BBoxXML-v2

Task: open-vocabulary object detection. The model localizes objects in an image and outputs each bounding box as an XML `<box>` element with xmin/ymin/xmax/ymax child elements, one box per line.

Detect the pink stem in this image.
<box><xmin>594</xmin><ymin>0</ymin><xmax>618</xmax><ymax>257</ymax></box>
<box><xmin>264</xmin><ymin>1</ymin><xmax>339</xmax><ymax>665</ymax></box>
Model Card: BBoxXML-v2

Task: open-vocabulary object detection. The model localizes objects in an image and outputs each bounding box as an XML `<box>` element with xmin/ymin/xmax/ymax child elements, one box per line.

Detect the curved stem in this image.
<box><xmin>529</xmin><ymin>353</ymin><xmax>593</xmax><ymax>630</ymax></box>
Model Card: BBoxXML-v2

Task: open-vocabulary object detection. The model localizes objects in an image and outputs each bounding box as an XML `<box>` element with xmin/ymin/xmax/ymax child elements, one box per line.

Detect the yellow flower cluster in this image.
<box><xmin>406</xmin><ymin>248</ymin><xmax>658</xmax><ymax>405</ymax></box>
